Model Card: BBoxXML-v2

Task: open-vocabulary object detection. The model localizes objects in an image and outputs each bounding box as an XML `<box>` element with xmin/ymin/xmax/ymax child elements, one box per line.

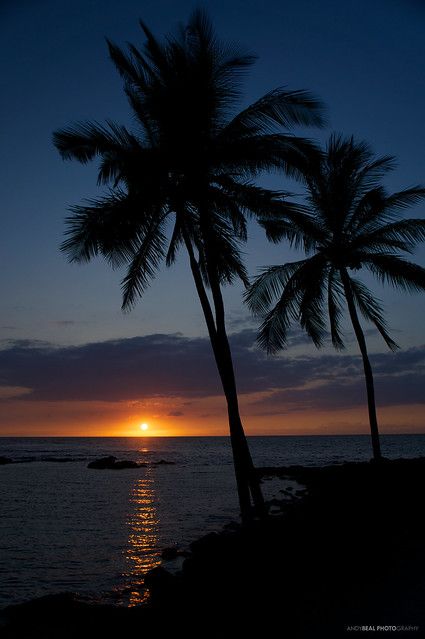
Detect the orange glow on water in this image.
<box><xmin>125</xmin><ymin>468</ymin><xmax>160</xmax><ymax>605</ymax></box>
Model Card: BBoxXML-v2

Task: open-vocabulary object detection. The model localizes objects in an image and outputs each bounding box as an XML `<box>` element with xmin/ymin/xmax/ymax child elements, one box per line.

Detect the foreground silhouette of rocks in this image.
<box><xmin>2</xmin><ymin>457</ymin><xmax>425</xmax><ymax>638</ymax></box>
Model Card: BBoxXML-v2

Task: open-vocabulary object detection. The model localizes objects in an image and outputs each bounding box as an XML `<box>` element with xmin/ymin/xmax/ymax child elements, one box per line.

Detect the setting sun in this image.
<box><xmin>140</xmin><ymin>423</ymin><xmax>149</xmax><ymax>432</ymax></box>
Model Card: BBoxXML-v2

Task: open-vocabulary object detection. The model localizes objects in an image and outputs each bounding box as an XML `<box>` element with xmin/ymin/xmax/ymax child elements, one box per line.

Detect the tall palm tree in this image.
<box><xmin>245</xmin><ymin>135</ymin><xmax>425</xmax><ymax>461</ymax></box>
<box><xmin>53</xmin><ymin>10</ymin><xmax>325</xmax><ymax>520</ymax></box>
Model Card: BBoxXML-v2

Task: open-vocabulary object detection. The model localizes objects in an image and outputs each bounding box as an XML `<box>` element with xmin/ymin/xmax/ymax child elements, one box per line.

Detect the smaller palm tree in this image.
<box><xmin>245</xmin><ymin>135</ymin><xmax>425</xmax><ymax>460</ymax></box>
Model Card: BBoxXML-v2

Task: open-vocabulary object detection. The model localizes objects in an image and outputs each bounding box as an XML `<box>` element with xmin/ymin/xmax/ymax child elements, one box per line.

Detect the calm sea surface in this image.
<box><xmin>1</xmin><ymin>435</ymin><xmax>424</xmax><ymax>608</ymax></box>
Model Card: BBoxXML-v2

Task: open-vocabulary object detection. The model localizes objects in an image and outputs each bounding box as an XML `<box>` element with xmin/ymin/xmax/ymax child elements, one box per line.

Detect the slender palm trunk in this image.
<box><xmin>181</xmin><ymin>229</ymin><xmax>265</xmax><ymax>521</ymax></box>
<box><xmin>207</xmin><ymin>274</ymin><xmax>266</xmax><ymax>516</ymax></box>
<box><xmin>340</xmin><ymin>269</ymin><xmax>382</xmax><ymax>461</ymax></box>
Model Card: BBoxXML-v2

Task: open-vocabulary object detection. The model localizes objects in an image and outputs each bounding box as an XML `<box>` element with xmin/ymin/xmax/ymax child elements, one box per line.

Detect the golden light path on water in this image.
<box><xmin>125</xmin><ymin>460</ymin><xmax>161</xmax><ymax>605</ymax></box>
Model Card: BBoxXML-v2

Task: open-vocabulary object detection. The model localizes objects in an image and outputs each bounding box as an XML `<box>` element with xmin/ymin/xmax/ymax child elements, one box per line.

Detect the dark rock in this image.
<box><xmin>161</xmin><ymin>547</ymin><xmax>180</xmax><ymax>560</ymax></box>
<box><xmin>0</xmin><ymin>591</ymin><xmax>156</xmax><ymax>639</ymax></box>
<box><xmin>113</xmin><ymin>460</ymin><xmax>140</xmax><ymax>469</ymax></box>
<box><xmin>0</xmin><ymin>456</ymin><xmax>13</xmax><ymax>465</ymax></box>
<box><xmin>144</xmin><ymin>567</ymin><xmax>176</xmax><ymax>603</ymax></box>
<box><xmin>87</xmin><ymin>456</ymin><xmax>117</xmax><ymax>469</ymax></box>
<box><xmin>153</xmin><ymin>459</ymin><xmax>176</xmax><ymax>465</ymax></box>
<box><xmin>190</xmin><ymin>532</ymin><xmax>221</xmax><ymax>555</ymax></box>
<box><xmin>161</xmin><ymin>546</ymin><xmax>190</xmax><ymax>560</ymax></box>
<box><xmin>88</xmin><ymin>456</ymin><xmax>145</xmax><ymax>469</ymax></box>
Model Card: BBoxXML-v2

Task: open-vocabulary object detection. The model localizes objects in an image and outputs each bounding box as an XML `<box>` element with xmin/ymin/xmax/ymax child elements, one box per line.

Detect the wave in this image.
<box><xmin>0</xmin><ymin>455</ymin><xmax>89</xmax><ymax>464</ymax></box>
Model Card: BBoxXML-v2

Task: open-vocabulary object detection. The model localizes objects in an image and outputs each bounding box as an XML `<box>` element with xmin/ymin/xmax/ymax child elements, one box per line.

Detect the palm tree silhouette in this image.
<box><xmin>246</xmin><ymin>135</ymin><xmax>425</xmax><ymax>460</ymax></box>
<box><xmin>53</xmin><ymin>10</ymin><xmax>325</xmax><ymax>520</ymax></box>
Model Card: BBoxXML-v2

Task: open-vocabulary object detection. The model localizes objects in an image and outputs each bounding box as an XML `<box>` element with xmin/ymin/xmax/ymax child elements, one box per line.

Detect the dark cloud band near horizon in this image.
<box><xmin>0</xmin><ymin>330</ymin><xmax>424</xmax><ymax>412</ymax></box>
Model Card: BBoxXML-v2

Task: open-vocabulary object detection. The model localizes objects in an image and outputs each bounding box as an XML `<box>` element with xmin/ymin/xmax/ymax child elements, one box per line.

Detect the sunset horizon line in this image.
<box><xmin>1</xmin><ymin>432</ymin><xmax>424</xmax><ymax>438</ymax></box>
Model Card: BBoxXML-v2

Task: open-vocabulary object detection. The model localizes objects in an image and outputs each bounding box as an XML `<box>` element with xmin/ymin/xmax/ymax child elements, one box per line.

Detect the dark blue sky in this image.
<box><xmin>1</xmin><ymin>0</ymin><xmax>424</xmax><ymax>347</ymax></box>
<box><xmin>0</xmin><ymin>0</ymin><xmax>425</xmax><ymax>344</ymax></box>
<box><xmin>0</xmin><ymin>0</ymin><xmax>424</xmax><ymax>436</ymax></box>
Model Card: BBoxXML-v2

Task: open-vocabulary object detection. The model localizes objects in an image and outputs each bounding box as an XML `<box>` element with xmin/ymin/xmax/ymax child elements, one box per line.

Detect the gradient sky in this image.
<box><xmin>0</xmin><ymin>0</ymin><xmax>424</xmax><ymax>436</ymax></box>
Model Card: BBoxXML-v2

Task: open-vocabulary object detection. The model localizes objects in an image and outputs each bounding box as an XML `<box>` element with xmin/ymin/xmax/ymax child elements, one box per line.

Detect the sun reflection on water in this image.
<box><xmin>125</xmin><ymin>467</ymin><xmax>160</xmax><ymax>605</ymax></box>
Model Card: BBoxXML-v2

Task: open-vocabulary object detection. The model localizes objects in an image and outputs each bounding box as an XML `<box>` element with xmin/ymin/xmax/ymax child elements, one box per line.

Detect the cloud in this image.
<box><xmin>167</xmin><ymin>411</ymin><xmax>184</xmax><ymax>417</ymax></box>
<box><xmin>0</xmin><ymin>332</ymin><xmax>424</xmax><ymax>413</ymax></box>
<box><xmin>0</xmin><ymin>385</ymin><xmax>33</xmax><ymax>400</ymax></box>
<box><xmin>52</xmin><ymin>320</ymin><xmax>76</xmax><ymax>327</ymax></box>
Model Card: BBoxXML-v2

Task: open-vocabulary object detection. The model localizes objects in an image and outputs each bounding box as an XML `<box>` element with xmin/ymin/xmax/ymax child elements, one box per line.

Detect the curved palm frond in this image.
<box><xmin>245</xmin><ymin>260</ymin><xmax>308</xmax><ymax>316</ymax></box>
<box><xmin>352</xmin><ymin>217</ymin><xmax>425</xmax><ymax>254</ymax></box>
<box><xmin>245</xmin><ymin>255</ymin><xmax>325</xmax><ymax>351</ymax></box>
<box><xmin>327</xmin><ymin>268</ymin><xmax>345</xmax><ymax>350</ymax></box>
<box><xmin>61</xmin><ymin>191</ymin><xmax>149</xmax><ymax>267</ymax></box>
<box><xmin>231</xmin><ymin>87</ymin><xmax>326</xmax><ymax>134</ymax></box>
<box><xmin>298</xmin><ymin>260</ymin><xmax>329</xmax><ymax>347</ymax></box>
<box><xmin>363</xmin><ymin>254</ymin><xmax>425</xmax><ymax>293</ymax></box>
<box><xmin>197</xmin><ymin>212</ymin><xmax>250</xmax><ymax>288</ymax></box>
<box><xmin>350</xmin><ymin>186</ymin><xmax>425</xmax><ymax>235</ymax></box>
<box><xmin>121</xmin><ymin>210</ymin><xmax>168</xmax><ymax>309</ymax></box>
<box><xmin>256</xmin><ymin>256</ymin><xmax>327</xmax><ymax>353</ymax></box>
<box><xmin>259</xmin><ymin>206</ymin><xmax>326</xmax><ymax>253</ymax></box>
<box><xmin>347</xmin><ymin>275</ymin><xmax>399</xmax><ymax>351</ymax></box>
<box><xmin>53</xmin><ymin>120</ymin><xmax>138</xmax><ymax>165</ymax></box>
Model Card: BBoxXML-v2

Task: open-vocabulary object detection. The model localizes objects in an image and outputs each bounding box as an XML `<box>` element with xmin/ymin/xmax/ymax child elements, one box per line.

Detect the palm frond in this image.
<box><xmin>231</xmin><ymin>88</ymin><xmax>326</xmax><ymax>134</ymax></box>
<box><xmin>106</xmin><ymin>38</ymin><xmax>147</xmax><ymax>87</ymax></box>
<box><xmin>200</xmin><ymin>218</ymin><xmax>249</xmax><ymax>287</ymax></box>
<box><xmin>165</xmin><ymin>213</ymin><xmax>183</xmax><ymax>267</ymax></box>
<box><xmin>121</xmin><ymin>211</ymin><xmax>167</xmax><ymax>309</ymax></box>
<box><xmin>353</xmin><ymin>155</ymin><xmax>396</xmax><ymax>194</ymax></box>
<box><xmin>327</xmin><ymin>268</ymin><xmax>345</xmax><ymax>349</ymax></box>
<box><xmin>348</xmin><ymin>275</ymin><xmax>399</xmax><ymax>350</ymax></box>
<box><xmin>255</xmin><ymin>255</ymin><xmax>326</xmax><ymax>353</ymax></box>
<box><xmin>256</xmin><ymin>283</ymin><xmax>303</xmax><ymax>353</ymax></box>
<box><xmin>364</xmin><ymin>254</ymin><xmax>425</xmax><ymax>293</ymax></box>
<box><xmin>245</xmin><ymin>260</ymin><xmax>308</xmax><ymax>316</ymax></box>
<box><xmin>61</xmin><ymin>191</ymin><xmax>144</xmax><ymax>267</ymax></box>
<box><xmin>206</xmin><ymin>186</ymin><xmax>248</xmax><ymax>241</ymax></box>
<box><xmin>298</xmin><ymin>261</ymin><xmax>329</xmax><ymax>347</ymax></box>
<box><xmin>259</xmin><ymin>206</ymin><xmax>325</xmax><ymax>253</ymax></box>
<box><xmin>351</xmin><ymin>186</ymin><xmax>425</xmax><ymax>235</ymax></box>
<box><xmin>353</xmin><ymin>217</ymin><xmax>425</xmax><ymax>254</ymax></box>
<box><xmin>53</xmin><ymin>120</ymin><xmax>137</xmax><ymax>166</ymax></box>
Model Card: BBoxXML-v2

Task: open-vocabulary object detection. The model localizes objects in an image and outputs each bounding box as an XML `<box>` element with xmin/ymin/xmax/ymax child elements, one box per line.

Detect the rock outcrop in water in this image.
<box><xmin>87</xmin><ymin>456</ymin><xmax>145</xmax><ymax>470</ymax></box>
<box><xmin>87</xmin><ymin>456</ymin><xmax>176</xmax><ymax>469</ymax></box>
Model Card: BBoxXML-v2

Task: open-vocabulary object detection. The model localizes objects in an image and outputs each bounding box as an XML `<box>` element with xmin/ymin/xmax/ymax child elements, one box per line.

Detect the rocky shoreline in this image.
<box><xmin>2</xmin><ymin>457</ymin><xmax>425</xmax><ymax>638</ymax></box>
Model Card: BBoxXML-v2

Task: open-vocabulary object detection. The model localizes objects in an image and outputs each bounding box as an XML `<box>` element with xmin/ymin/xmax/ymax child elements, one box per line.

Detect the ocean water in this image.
<box><xmin>1</xmin><ymin>434</ymin><xmax>424</xmax><ymax>608</ymax></box>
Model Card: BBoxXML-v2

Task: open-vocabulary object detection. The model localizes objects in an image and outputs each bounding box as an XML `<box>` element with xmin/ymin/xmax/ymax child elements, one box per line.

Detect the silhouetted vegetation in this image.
<box><xmin>53</xmin><ymin>9</ymin><xmax>325</xmax><ymax>520</ymax></box>
<box><xmin>246</xmin><ymin>135</ymin><xmax>425</xmax><ymax>460</ymax></box>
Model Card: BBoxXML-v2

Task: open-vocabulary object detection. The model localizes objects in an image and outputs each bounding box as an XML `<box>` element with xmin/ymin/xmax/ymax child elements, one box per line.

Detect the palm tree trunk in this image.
<box><xmin>340</xmin><ymin>269</ymin><xmax>382</xmax><ymax>461</ymax></box>
<box><xmin>181</xmin><ymin>229</ymin><xmax>263</xmax><ymax>521</ymax></box>
<box><xmin>207</xmin><ymin>273</ymin><xmax>266</xmax><ymax>517</ymax></box>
